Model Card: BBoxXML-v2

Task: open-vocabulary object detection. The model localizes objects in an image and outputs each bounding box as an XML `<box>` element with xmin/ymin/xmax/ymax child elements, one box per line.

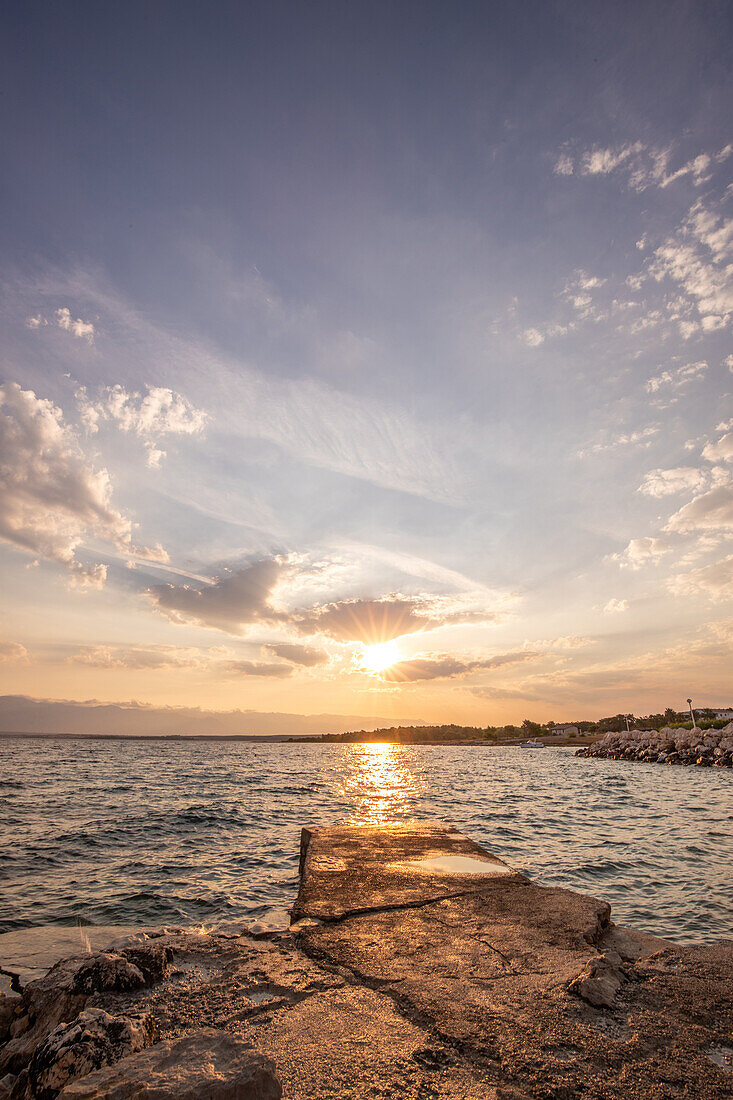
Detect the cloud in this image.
<box><xmin>638</xmin><ymin>467</ymin><xmax>707</xmax><ymax>497</ymax></box>
<box><xmin>649</xmin><ymin>202</ymin><xmax>733</xmax><ymax>332</ymax></box>
<box><xmin>645</xmin><ymin>361</ymin><xmax>707</xmax><ymax>393</ymax></box>
<box><xmin>554</xmin><ymin>153</ymin><xmax>574</xmax><ymax>176</ymax></box>
<box><xmin>0</xmin><ymin>642</ymin><xmax>29</xmax><ymax>663</ymax></box>
<box><xmin>294</xmin><ymin>594</ymin><xmax>494</xmax><ymax>644</ymax></box>
<box><xmin>522</xmin><ymin>328</ymin><xmax>545</xmax><ymax>347</ymax></box>
<box><xmin>148</xmin><ymin>559</ymin><xmax>284</xmax><ymax>633</ymax></box>
<box><xmin>560</xmin><ymin>142</ymin><xmax>730</xmax><ymax>192</ymax></box>
<box><xmin>576</xmin><ymin>425</ymin><xmax>658</xmax><ymax>458</ymax></box>
<box><xmin>27</xmin><ymin>307</ymin><xmax>95</xmax><ymax>341</ymax></box>
<box><xmin>608</xmin><ymin>537</ymin><xmax>671</xmax><ymax>570</ymax></box>
<box><xmin>76</xmin><ymin>384</ymin><xmax>207</xmax><ymax>467</ymax></box>
<box><xmin>665</xmin><ymin>484</ymin><xmax>733</xmax><ymax>533</ymax></box>
<box><xmin>702</xmin><ymin>432</ymin><xmax>733</xmax><ymax>464</ymax></box>
<box><xmin>220</xmin><ymin>660</ymin><xmax>293</xmax><ymax>678</ymax></box>
<box><xmin>380</xmin><ymin>649</ymin><xmax>539</xmax><ymax>683</ymax></box>
<box><xmin>69</xmin><ymin>644</ymin><xmax>223</xmax><ymax>670</ymax></box>
<box><xmin>669</xmin><ymin>555</ymin><xmax>733</xmax><ymax>600</ymax></box>
<box><xmin>297</xmin><ymin>596</ymin><xmax>439</xmax><ymax>642</ymax></box>
<box><xmin>603</xmin><ymin>598</ymin><xmax>629</xmax><ymax>614</ymax></box>
<box><xmin>263</xmin><ymin>642</ymin><xmax>328</xmax><ymax>667</ymax></box>
<box><xmin>0</xmin><ymin>382</ymin><xmax>167</xmax><ymax>585</ymax></box>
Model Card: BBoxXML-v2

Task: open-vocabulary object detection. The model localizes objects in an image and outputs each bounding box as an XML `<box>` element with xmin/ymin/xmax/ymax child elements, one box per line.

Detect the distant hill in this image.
<box><xmin>0</xmin><ymin>695</ymin><xmax>426</xmax><ymax>738</ymax></box>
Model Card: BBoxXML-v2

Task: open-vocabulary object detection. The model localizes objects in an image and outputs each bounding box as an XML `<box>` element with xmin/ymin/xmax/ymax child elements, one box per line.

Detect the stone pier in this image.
<box><xmin>1</xmin><ymin>822</ymin><xmax>731</xmax><ymax>1098</ymax></box>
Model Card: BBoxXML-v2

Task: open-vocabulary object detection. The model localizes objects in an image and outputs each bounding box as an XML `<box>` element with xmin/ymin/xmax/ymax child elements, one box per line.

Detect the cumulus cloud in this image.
<box><xmin>702</xmin><ymin>432</ymin><xmax>733</xmax><ymax>464</ymax></box>
<box><xmin>608</xmin><ymin>537</ymin><xmax>671</xmax><ymax>570</ymax></box>
<box><xmin>297</xmin><ymin>596</ymin><xmax>438</xmax><ymax>643</ymax></box>
<box><xmin>27</xmin><ymin>307</ymin><xmax>95</xmax><ymax>341</ymax></box>
<box><xmin>0</xmin><ymin>642</ymin><xmax>29</xmax><ymax>663</ymax></box>
<box><xmin>380</xmin><ymin>649</ymin><xmax>539</xmax><ymax>683</ymax></box>
<box><xmin>263</xmin><ymin>642</ymin><xmax>328</xmax><ymax>667</ymax></box>
<box><xmin>603</xmin><ymin>598</ymin><xmax>629</xmax><ymax>614</ymax></box>
<box><xmin>669</xmin><ymin>554</ymin><xmax>733</xmax><ymax>600</ymax></box>
<box><xmin>665</xmin><ymin>484</ymin><xmax>733</xmax><ymax>533</ymax></box>
<box><xmin>0</xmin><ymin>382</ymin><xmax>167</xmax><ymax>585</ymax></box>
<box><xmin>295</xmin><ymin>594</ymin><xmax>493</xmax><ymax>643</ymax></box>
<box><xmin>76</xmin><ymin>384</ymin><xmax>207</xmax><ymax>467</ymax></box>
<box><xmin>147</xmin><ymin>557</ymin><xmax>499</xmax><ymax>641</ymax></box>
<box><xmin>638</xmin><ymin>467</ymin><xmax>707</xmax><ymax>497</ymax></box>
<box><xmin>148</xmin><ymin>560</ymin><xmax>284</xmax><ymax>633</ymax></box>
<box><xmin>645</xmin><ymin>361</ymin><xmax>707</xmax><ymax>393</ymax></box>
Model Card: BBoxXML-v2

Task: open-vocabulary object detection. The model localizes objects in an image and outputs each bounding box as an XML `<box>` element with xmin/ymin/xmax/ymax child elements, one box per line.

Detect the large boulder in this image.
<box><xmin>0</xmin><ymin>948</ymin><xmax>171</xmax><ymax>1077</ymax></box>
<box><xmin>59</xmin><ymin>1030</ymin><xmax>281</xmax><ymax>1099</ymax></box>
<box><xmin>27</xmin><ymin>1009</ymin><xmax>153</xmax><ymax>1100</ymax></box>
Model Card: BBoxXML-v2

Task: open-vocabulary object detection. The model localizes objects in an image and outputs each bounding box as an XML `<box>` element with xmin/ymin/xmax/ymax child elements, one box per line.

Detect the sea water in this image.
<box><xmin>1</xmin><ymin>737</ymin><xmax>731</xmax><ymax>950</ymax></box>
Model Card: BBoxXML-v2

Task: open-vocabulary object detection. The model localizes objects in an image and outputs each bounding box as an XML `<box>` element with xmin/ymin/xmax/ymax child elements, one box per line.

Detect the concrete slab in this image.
<box><xmin>3</xmin><ymin>823</ymin><xmax>731</xmax><ymax>1099</ymax></box>
<box><xmin>293</xmin><ymin>821</ymin><xmax>526</xmax><ymax>921</ymax></box>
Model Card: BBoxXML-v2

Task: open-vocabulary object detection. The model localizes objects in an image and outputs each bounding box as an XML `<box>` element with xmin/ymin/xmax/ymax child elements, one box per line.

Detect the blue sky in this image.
<box><xmin>0</xmin><ymin>1</ymin><xmax>731</xmax><ymax>730</ymax></box>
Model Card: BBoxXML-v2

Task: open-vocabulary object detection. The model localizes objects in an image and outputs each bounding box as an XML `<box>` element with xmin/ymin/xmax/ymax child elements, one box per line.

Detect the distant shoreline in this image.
<box><xmin>0</xmin><ymin>730</ymin><xmax>596</xmax><ymax>747</ymax></box>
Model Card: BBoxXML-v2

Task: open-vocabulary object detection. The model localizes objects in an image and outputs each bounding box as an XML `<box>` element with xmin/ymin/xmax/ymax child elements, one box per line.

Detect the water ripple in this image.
<box><xmin>0</xmin><ymin>738</ymin><xmax>731</xmax><ymax>941</ymax></box>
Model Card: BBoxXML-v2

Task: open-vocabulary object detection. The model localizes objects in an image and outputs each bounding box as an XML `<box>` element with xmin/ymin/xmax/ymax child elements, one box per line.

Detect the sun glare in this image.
<box><xmin>360</xmin><ymin>640</ymin><xmax>400</xmax><ymax>674</ymax></box>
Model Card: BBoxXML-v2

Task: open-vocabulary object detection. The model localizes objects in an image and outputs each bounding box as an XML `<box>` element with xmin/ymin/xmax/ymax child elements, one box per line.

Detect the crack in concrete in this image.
<box><xmin>295</xmin><ymin>878</ymin><xmax>528</xmax><ymax>926</ymax></box>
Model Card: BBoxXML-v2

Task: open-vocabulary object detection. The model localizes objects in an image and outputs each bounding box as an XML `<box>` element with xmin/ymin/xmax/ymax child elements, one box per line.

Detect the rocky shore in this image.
<box><xmin>575</xmin><ymin>720</ymin><xmax>733</xmax><ymax>767</ymax></box>
<box><xmin>1</xmin><ymin>822</ymin><xmax>731</xmax><ymax>1098</ymax></box>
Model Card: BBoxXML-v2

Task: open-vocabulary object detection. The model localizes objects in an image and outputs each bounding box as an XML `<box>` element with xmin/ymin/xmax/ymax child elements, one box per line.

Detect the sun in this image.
<box><xmin>360</xmin><ymin>640</ymin><xmax>401</xmax><ymax>674</ymax></box>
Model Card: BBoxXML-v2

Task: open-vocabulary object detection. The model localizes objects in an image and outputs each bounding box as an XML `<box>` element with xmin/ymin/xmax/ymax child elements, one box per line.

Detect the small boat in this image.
<box><xmin>521</xmin><ymin>739</ymin><xmax>545</xmax><ymax>748</ymax></box>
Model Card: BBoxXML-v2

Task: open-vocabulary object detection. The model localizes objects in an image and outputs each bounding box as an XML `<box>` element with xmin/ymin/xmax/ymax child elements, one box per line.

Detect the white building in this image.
<box><xmin>549</xmin><ymin>723</ymin><xmax>579</xmax><ymax>735</ymax></box>
<box><xmin>712</xmin><ymin>708</ymin><xmax>733</xmax><ymax>721</ymax></box>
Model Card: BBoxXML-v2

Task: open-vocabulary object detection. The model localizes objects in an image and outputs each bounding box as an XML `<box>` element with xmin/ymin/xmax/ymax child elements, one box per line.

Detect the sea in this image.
<box><xmin>1</xmin><ymin>736</ymin><xmax>731</xmax><ymax>976</ymax></box>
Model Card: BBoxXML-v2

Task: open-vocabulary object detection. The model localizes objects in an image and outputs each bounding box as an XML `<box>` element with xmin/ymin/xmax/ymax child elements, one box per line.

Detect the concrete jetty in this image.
<box><xmin>1</xmin><ymin>822</ymin><xmax>731</xmax><ymax>1098</ymax></box>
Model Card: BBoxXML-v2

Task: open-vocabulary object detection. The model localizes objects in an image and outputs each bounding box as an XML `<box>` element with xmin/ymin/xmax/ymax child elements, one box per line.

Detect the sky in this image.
<box><xmin>0</xmin><ymin>0</ymin><xmax>731</xmax><ymax>733</ymax></box>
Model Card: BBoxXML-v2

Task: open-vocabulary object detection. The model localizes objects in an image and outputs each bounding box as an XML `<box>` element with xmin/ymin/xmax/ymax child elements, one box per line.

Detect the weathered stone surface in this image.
<box><xmin>568</xmin><ymin>951</ymin><xmax>625</xmax><ymax>1007</ymax></box>
<box><xmin>59</xmin><ymin>1030</ymin><xmax>281</xmax><ymax>1099</ymax></box>
<box><xmin>294</xmin><ymin>824</ymin><xmax>733</xmax><ymax>1098</ymax></box>
<box><xmin>3</xmin><ymin>823</ymin><xmax>732</xmax><ymax>1098</ymax></box>
<box><xmin>293</xmin><ymin>821</ymin><xmax>524</xmax><ymax>921</ymax></box>
<box><xmin>28</xmin><ymin>1009</ymin><xmax>153</xmax><ymax>1099</ymax></box>
<box><xmin>0</xmin><ymin>949</ymin><xmax>169</xmax><ymax>1077</ymax></box>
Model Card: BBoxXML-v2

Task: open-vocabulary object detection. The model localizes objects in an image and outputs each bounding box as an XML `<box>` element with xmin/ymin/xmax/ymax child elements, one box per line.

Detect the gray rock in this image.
<box><xmin>568</xmin><ymin>951</ymin><xmax>625</xmax><ymax>1007</ymax></box>
<box><xmin>28</xmin><ymin>1009</ymin><xmax>153</xmax><ymax>1100</ymax></box>
<box><xmin>0</xmin><ymin>951</ymin><xmax>160</xmax><ymax>1077</ymax></box>
<box><xmin>59</xmin><ymin>1029</ymin><xmax>281</xmax><ymax>1099</ymax></box>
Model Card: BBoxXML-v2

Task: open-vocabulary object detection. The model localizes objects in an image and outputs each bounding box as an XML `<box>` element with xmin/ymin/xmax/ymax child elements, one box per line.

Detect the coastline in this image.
<box><xmin>1</xmin><ymin>822</ymin><xmax>731</xmax><ymax>1098</ymax></box>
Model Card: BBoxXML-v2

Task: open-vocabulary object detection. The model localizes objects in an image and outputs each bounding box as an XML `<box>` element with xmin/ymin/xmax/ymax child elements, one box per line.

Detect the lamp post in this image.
<box><xmin>625</xmin><ymin>714</ymin><xmax>631</xmax><ymax>733</ymax></box>
<box><xmin>687</xmin><ymin>697</ymin><xmax>697</xmax><ymax>729</ymax></box>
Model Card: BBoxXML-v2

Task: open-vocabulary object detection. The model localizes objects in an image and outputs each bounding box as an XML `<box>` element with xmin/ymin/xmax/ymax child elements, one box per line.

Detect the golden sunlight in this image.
<box><xmin>359</xmin><ymin>640</ymin><xmax>401</xmax><ymax>674</ymax></box>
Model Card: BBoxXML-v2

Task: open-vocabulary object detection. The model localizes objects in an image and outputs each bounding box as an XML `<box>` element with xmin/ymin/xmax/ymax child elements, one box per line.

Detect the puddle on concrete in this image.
<box><xmin>707</xmin><ymin>1044</ymin><xmax>733</xmax><ymax>1070</ymax></box>
<box><xmin>397</xmin><ymin>855</ymin><xmax>515</xmax><ymax>876</ymax></box>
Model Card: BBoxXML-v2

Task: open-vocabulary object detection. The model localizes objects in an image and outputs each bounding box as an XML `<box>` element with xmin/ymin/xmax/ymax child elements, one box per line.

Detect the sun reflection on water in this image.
<box><xmin>340</xmin><ymin>742</ymin><xmax>422</xmax><ymax>825</ymax></box>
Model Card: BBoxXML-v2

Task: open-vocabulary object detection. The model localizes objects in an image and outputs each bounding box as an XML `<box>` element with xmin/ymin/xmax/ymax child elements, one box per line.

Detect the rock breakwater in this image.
<box><xmin>575</xmin><ymin>721</ymin><xmax>733</xmax><ymax>767</ymax></box>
